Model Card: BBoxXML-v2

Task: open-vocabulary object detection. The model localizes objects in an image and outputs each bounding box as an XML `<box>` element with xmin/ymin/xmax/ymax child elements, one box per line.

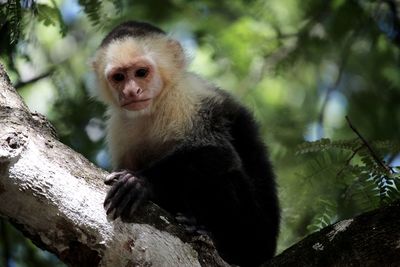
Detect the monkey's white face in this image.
<box><xmin>104</xmin><ymin>56</ymin><xmax>163</xmax><ymax>112</ymax></box>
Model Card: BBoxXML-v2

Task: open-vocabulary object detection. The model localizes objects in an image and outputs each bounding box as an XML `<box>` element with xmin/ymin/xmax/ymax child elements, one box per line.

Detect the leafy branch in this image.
<box><xmin>345</xmin><ymin>115</ymin><xmax>394</xmax><ymax>174</ymax></box>
<box><xmin>298</xmin><ymin>116</ymin><xmax>400</xmax><ymax>231</ymax></box>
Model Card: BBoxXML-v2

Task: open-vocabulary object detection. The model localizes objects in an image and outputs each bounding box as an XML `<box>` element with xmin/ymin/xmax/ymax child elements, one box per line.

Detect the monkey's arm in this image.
<box><xmin>104</xmin><ymin>144</ymin><xmax>254</xmax><ymax>220</ymax></box>
<box><xmin>104</xmin><ymin>143</ymin><xmax>271</xmax><ymax>265</ymax></box>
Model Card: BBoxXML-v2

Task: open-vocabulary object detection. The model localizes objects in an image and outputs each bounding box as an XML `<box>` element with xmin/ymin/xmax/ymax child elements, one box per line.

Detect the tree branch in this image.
<box><xmin>264</xmin><ymin>200</ymin><xmax>400</xmax><ymax>267</ymax></box>
<box><xmin>13</xmin><ymin>68</ymin><xmax>54</xmax><ymax>89</ymax></box>
<box><xmin>345</xmin><ymin>116</ymin><xmax>392</xmax><ymax>174</ymax></box>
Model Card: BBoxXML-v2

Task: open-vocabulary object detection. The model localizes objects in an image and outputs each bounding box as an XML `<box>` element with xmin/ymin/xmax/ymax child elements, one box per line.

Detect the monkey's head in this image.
<box><xmin>92</xmin><ymin>21</ymin><xmax>186</xmax><ymax>114</ymax></box>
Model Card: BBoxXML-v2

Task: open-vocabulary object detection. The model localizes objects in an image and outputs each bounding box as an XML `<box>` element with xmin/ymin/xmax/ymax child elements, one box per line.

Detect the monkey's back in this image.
<box><xmin>172</xmin><ymin>88</ymin><xmax>280</xmax><ymax>266</ymax></box>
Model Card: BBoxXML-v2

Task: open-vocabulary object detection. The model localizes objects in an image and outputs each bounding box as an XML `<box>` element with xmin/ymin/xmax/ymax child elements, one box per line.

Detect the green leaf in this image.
<box><xmin>36</xmin><ymin>4</ymin><xmax>59</xmax><ymax>27</ymax></box>
<box><xmin>50</xmin><ymin>0</ymin><xmax>68</xmax><ymax>36</ymax></box>
<box><xmin>307</xmin><ymin>199</ymin><xmax>337</xmax><ymax>233</ymax></box>
<box><xmin>6</xmin><ymin>0</ymin><xmax>22</xmax><ymax>45</ymax></box>
<box><xmin>78</xmin><ymin>0</ymin><xmax>102</xmax><ymax>26</ymax></box>
<box><xmin>331</xmin><ymin>0</ymin><xmax>346</xmax><ymax>10</ymax></box>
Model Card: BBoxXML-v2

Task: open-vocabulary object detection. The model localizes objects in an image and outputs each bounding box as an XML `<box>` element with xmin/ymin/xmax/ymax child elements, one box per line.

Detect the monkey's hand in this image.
<box><xmin>104</xmin><ymin>171</ymin><xmax>150</xmax><ymax>221</ymax></box>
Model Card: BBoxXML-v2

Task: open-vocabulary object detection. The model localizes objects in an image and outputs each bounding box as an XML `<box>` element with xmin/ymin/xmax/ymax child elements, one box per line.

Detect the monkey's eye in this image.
<box><xmin>135</xmin><ymin>68</ymin><xmax>148</xmax><ymax>78</ymax></box>
<box><xmin>112</xmin><ymin>73</ymin><xmax>125</xmax><ymax>82</ymax></box>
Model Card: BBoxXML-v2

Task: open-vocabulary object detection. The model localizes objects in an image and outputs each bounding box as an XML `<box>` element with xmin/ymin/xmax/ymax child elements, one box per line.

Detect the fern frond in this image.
<box><xmin>28</xmin><ymin>1</ymin><xmax>67</xmax><ymax>37</ymax></box>
<box><xmin>387</xmin><ymin>177</ymin><xmax>400</xmax><ymax>200</ymax></box>
<box><xmin>372</xmin><ymin>140</ymin><xmax>400</xmax><ymax>152</ymax></box>
<box><xmin>6</xmin><ymin>0</ymin><xmax>22</xmax><ymax>45</ymax></box>
<box><xmin>78</xmin><ymin>0</ymin><xmax>102</xmax><ymax>26</ymax></box>
<box><xmin>307</xmin><ymin>199</ymin><xmax>337</xmax><ymax>233</ymax></box>
<box><xmin>297</xmin><ymin>138</ymin><xmax>332</xmax><ymax>154</ymax></box>
<box><xmin>330</xmin><ymin>139</ymin><xmax>362</xmax><ymax>151</ymax></box>
<box><xmin>358</xmin><ymin>148</ymin><xmax>380</xmax><ymax>170</ymax></box>
<box><xmin>353</xmin><ymin>179</ymin><xmax>380</xmax><ymax>211</ymax></box>
<box><xmin>50</xmin><ymin>0</ymin><xmax>67</xmax><ymax>36</ymax></box>
<box><xmin>35</xmin><ymin>4</ymin><xmax>59</xmax><ymax>27</ymax></box>
<box><xmin>297</xmin><ymin>138</ymin><xmax>361</xmax><ymax>155</ymax></box>
<box><xmin>112</xmin><ymin>0</ymin><xmax>124</xmax><ymax>14</ymax></box>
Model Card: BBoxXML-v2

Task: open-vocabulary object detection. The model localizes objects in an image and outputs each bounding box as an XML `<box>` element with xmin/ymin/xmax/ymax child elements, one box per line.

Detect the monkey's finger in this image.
<box><xmin>104</xmin><ymin>170</ymin><xmax>128</xmax><ymax>185</ymax></box>
<box><xmin>126</xmin><ymin>187</ymin><xmax>148</xmax><ymax>219</ymax></box>
<box><xmin>104</xmin><ymin>174</ymin><xmax>130</xmax><ymax>208</ymax></box>
<box><xmin>104</xmin><ymin>183</ymin><xmax>125</xmax><ymax>210</ymax></box>
<box><xmin>120</xmin><ymin>183</ymin><xmax>147</xmax><ymax>221</ymax></box>
<box><xmin>113</xmin><ymin>184</ymin><xmax>140</xmax><ymax>220</ymax></box>
<box><xmin>106</xmin><ymin>176</ymin><xmax>139</xmax><ymax>215</ymax></box>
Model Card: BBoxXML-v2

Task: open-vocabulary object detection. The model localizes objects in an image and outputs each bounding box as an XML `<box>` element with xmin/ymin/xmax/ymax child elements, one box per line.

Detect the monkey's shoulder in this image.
<box><xmin>184</xmin><ymin>86</ymin><xmax>258</xmax><ymax>149</ymax></box>
<box><xmin>196</xmin><ymin>88</ymin><xmax>254</xmax><ymax>130</ymax></box>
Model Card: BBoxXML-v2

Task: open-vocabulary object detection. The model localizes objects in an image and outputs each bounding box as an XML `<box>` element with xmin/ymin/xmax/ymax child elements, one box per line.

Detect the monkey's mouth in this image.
<box><xmin>121</xmin><ymin>99</ymin><xmax>151</xmax><ymax>110</ymax></box>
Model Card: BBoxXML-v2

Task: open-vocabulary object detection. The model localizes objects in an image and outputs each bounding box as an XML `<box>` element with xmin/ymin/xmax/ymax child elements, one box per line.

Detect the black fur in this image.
<box><xmin>104</xmin><ymin>91</ymin><xmax>280</xmax><ymax>267</ymax></box>
<box><xmin>100</xmin><ymin>21</ymin><xmax>165</xmax><ymax>48</ymax></box>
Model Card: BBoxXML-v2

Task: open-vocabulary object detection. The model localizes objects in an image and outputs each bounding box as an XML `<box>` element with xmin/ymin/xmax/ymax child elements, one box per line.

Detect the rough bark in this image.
<box><xmin>264</xmin><ymin>200</ymin><xmax>400</xmax><ymax>267</ymax></box>
<box><xmin>0</xmin><ymin>63</ymin><xmax>228</xmax><ymax>267</ymax></box>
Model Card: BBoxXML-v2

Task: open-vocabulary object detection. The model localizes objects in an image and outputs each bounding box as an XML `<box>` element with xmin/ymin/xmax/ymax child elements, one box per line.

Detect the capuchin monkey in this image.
<box><xmin>92</xmin><ymin>21</ymin><xmax>280</xmax><ymax>267</ymax></box>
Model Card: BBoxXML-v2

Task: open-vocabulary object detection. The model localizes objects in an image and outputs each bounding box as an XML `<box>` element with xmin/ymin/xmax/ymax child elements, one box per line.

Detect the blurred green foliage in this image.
<box><xmin>1</xmin><ymin>0</ymin><xmax>400</xmax><ymax>266</ymax></box>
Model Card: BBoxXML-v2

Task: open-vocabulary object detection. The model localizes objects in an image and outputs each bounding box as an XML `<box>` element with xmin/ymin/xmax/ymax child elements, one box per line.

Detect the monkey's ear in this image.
<box><xmin>88</xmin><ymin>49</ymin><xmax>105</xmax><ymax>70</ymax></box>
<box><xmin>167</xmin><ymin>39</ymin><xmax>186</xmax><ymax>69</ymax></box>
<box><xmin>88</xmin><ymin>57</ymin><xmax>98</xmax><ymax>70</ymax></box>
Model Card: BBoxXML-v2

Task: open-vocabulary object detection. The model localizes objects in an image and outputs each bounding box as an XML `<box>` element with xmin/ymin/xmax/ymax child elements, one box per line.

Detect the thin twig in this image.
<box><xmin>14</xmin><ymin>68</ymin><xmax>54</xmax><ymax>89</ymax></box>
<box><xmin>345</xmin><ymin>116</ymin><xmax>392</xmax><ymax>174</ymax></box>
<box><xmin>318</xmin><ymin>31</ymin><xmax>356</xmax><ymax>131</ymax></box>
<box><xmin>337</xmin><ymin>145</ymin><xmax>364</xmax><ymax>178</ymax></box>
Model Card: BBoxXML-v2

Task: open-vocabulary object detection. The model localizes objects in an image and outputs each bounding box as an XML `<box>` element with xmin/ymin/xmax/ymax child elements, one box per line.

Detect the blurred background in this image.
<box><xmin>1</xmin><ymin>0</ymin><xmax>400</xmax><ymax>266</ymax></box>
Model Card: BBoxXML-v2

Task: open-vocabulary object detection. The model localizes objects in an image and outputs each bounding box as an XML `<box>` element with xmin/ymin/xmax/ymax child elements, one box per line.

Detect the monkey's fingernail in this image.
<box><xmin>107</xmin><ymin>213</ymin><xmax>115</xmax><ymax>221</ymax></box>
<box><xmin>106</xmin><ymin>207</ymin><xmax>113</xmax><ymax>215</ymax></box>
